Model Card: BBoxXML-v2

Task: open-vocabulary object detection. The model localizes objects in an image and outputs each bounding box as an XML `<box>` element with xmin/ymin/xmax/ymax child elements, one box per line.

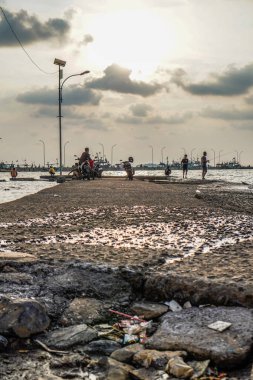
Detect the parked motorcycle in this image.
<box><xmin>69</xmin><ymin>157</ymin><xmax>91</xmax><ymax>180</ymax></box>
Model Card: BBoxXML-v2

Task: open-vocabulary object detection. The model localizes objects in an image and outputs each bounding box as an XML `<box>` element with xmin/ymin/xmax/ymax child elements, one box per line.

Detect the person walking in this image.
<box><xmin>201</xmin><ymin>151</ymin><xmax>209</xmax><ymax>180</ymax></box>
<box><xmin>181</xmin><ymin>154</ymin><xmax>189</xmax><ymax>179</ymax></box>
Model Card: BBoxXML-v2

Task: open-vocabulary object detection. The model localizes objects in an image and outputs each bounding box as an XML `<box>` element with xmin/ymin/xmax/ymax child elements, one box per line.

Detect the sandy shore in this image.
<box><xmin>0</xmin><ymin>178</ymin><xmax>252</xmax><ymax>284</ymax></box>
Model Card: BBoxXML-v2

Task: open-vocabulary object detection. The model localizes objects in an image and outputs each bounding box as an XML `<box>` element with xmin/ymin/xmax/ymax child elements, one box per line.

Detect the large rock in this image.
<box><xmin>106</xmin><ymin>358</ymin><xmax>135</xmax><ymax>380</ymax></box>
<box><xmin>79</xmin><ymin>339</ymin><xmax>121</xmax><ymax>356</ymax></box>
<box><xmin>46</xmin><ymin>268</ymin><xmax>132</xmax><ymax>301</ymax></box>
<box><xmin>111</xmin><ymin>343</ymin><xmax>144</xmax><ymax>363</ymax></box>
<box><xmin>0</xmin><ymin>297</ymin><xmax>50</xmax><ymax>338</ymax></box>
<box><xmin>146</xmin><ymin>306</ymin><xmax>253</xmax><ymax>369</ymax></box>
<box><xmin>60</xmin><ymin>297</ymin><xmax>108</xmax><ymax>326</ymax></box>
<box><xmin>130</xmin><ymin>301</ymin><xmax>168</xmax><ymax>320</ymax></box>
<box><xmin>41</xmin><ymin>324</ymin><xmax>97</xmax><ymax>349</ymax></box>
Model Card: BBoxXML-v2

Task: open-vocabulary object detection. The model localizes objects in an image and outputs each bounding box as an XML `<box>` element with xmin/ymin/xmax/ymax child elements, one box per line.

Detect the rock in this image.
<box><xmin>46</xmin><ymin>268</ymin><xmax>132</xmax><ymax>301</ymax></box>
<box><xmin>166</xmin><ymin>356</ymin><xmax>194</xmax><ymax>378</ymax></box>
<box><xmin>133</xmin><ymin>349</ymin><xmax>187</xmax><ymax>369</ymax></box>
<box><xmin>111</xmin><ymin>343</ymin><xmax>144</xmax><ymax>363</ymax></box>
<box><xmin>131</xmin><ymin>367</ymin><xmax>169</xmax><ymax>380</ymax></box>
<box><xmin>0</xmin><ymin>335</ymin><xmax>8</xmax><ymax>350</ymax></box>
<box><xmin>130</xmin><ymin>302</ymin><xmax>168</xmax><ymax>320</ymax></box>
<box><xmin>79</xmin><ymin>339</ymin><xmax>121</xmax><ymax>356</ymax></box>
<box><xmin>0</xmin><ymin>297</ymin><xmax>50</xmax><ymax>338</ymax></box>
<box><xmin>60</xmin><ymin>297</ymin><xmax>108</xmax><ymax>326</ymax></box>
<box><xmin>106</xmin><ymin>358</ymin><xmax>135</xmax><ymax>380</ymax></box>
<box><xmin>41</xmin><ymin>324</ymin><xmax>97</xmax><ymax>349</ymax></box>
<box><xmin>146</xmin><ymin>306</ymin><xmax>253</xmax><ymax>368</ymax></box>
<box><xmin>165</xmin><ymin>300</ymin><xmax>182</xmax><ymax>312</ymax></box>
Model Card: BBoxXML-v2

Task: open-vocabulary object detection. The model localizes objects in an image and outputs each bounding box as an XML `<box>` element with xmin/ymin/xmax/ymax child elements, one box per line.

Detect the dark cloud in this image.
<box><xmin>79</xmin><ymin>34</ymin><xmax>94</xmax><ymax>46</ymax></box>
<box><xmin>0</xmin><ymin>8</ymin><xmax>70</xmax><ymax>46</ymax></box>
<box><xmin>172</xmin><ymin>63</ymin><xmax>253</xmax><ymax>96</ymax></box>
<box><xmin>130</xmin><ymin>103</ymin><xmax>153</xmax><ymax>117</ymax></box>
<box><xmin>17</xmin><ymin>86</ymin><xmax>102</xmax><ymax>106</ymax></box>
<box><xmin>117</xmin><ymin>111</ymin><xmax>192</xmax><ymax>125</ymax></box>
<box><xmin>87</xmin><ymin>64</ymin><xmax>163</xmax><ymax>97</ymax></box>
<box><xmin>200</xmin><ymin>106</ymin><xmax>253</xmax><ymax>120</ymax></box>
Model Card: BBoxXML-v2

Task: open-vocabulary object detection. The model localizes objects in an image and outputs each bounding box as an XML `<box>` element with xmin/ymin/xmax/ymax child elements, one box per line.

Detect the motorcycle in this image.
<box><xmin>92</xmin><ymin>162</ymin><xmax>103</xmax><ymax>179</ymax></box>
<box><xmin>69</xmin><ymin>157</ymin><xmax>91</xmax><ymax>180</ymax></box>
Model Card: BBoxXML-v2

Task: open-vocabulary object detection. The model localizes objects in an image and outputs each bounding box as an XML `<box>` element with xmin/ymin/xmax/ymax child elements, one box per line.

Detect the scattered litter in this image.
<box><xmin>207</xmin><ymin>321</ymin><xmax>232</xmax><ymax>332</ymax></box>
<box><xmin>188</xmin><ymin>359</ymin><xmax>210</xmax><ymax>378</ymax></box>
<box><xmin>53</xmin><ymin>194</ymin><xmax>61</xmax><ymax>197</ymax></box>
<box><xmin>164</xmin><ymin>300</ymin><xmax>182</xmax><ymax>312</ymax></box>
<box><xmin>166</xmin><ymin>356</ymin><xmax>194</xmax><ymax>378</ymax></box>
<box><xmin>109</xmin><ymin>309</ymin><xmax>152</xmax><ymax>345</ymax></box>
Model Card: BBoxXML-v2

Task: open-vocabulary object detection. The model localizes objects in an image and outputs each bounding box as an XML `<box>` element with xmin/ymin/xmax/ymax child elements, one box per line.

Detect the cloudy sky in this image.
<box><xmin>0</xmin><ymin>0</ymin><xmax>253</xmax><ymax>166</ymax></box>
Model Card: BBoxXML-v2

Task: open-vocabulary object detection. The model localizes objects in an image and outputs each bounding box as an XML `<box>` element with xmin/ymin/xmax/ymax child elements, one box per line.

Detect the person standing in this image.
<box><xmin>79</xmin><ymin>147</ymin><xmax>91</xmax><ymax>164</ymax></box>
<box><xmin>181</xmin><ymin>154</ymin><xmax>189</xmax><ymax>179</ymax></box>
<box><xmin>201</xmin><ymin>151</ymin><xmax>209</xmax><ymax>180</ymax></box>
<box><xmin>10</xmin><ymin>166</ymin><xmax>17</xmax><ymax>178</ymax></box>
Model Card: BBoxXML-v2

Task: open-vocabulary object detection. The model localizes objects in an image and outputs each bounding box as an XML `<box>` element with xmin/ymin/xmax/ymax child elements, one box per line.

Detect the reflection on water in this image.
<box><xmin>0</xmin><ymin>169</ymin><xmax>252</xmax><ymax>204</ymax></box>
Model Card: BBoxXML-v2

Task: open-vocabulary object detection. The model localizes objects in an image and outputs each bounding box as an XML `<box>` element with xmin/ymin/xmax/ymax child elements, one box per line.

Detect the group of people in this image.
<box><xmin>181</xmin><ymin>151</ymin><xmax>208</xmax><ymax>180</ymax></box>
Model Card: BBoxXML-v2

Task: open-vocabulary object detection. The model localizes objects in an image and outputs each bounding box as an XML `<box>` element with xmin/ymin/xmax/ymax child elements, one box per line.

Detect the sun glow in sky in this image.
<box><xmin>86</xmin><ymin>9</ymin><xmax>176</xmax><ymax>77</ymax></box>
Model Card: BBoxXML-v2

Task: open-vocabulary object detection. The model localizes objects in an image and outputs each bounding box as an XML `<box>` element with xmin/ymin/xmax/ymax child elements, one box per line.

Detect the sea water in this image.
<box><xmin>0</xmin><ymin>169</ymin><xmax>252</xmax><ymax>205</ymax></box>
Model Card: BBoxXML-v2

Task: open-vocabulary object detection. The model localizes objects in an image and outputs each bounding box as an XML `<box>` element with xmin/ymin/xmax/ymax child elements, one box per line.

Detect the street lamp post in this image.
<box><xmin>149</xmin><ymin>145</ymin><xmax>154</xmax><ymax>165</ymax></box>
<box><xmin>39</xmin><ymin>139</ymin><xmax>46</xmax><ymax>167</ymax></box>
<box><xmin>111</xmin><ymin>144</ymin><xmax>117</xmax><ymax>165</ymax></box>
<box><xmin>218</xmin><ymin>150</ymin><xmax>223</xmax><ymax>164</ymax></box>
<box><xmin>239</xmin><ymin>151</ymin><xmax>243</xmax><ymax>164</ymax></box>
<box><xmin>99</xmin><ymin>143</ymin><xmax>105</xmax><ymax>161</ymax></box>
<box><xmin>211</xmin><ymin>149</ymin><xmax>216</xmax><ymax>168</ymax></box>
<box><xmin>190</xmin><ymin>148</ymin><xmax>196</xmax><ymax>162</ymax></box>
<box><xmin>64</xmin><ymin>141</ymin><xmax>70</xmax><ymax>167</ymax></box>
<box><xmin>54</xmin><ymin>58</ymin><xmax>89</xmax><ymax>176</ymax></box>
<box><xmin>161</xmin><ymin>146</ymin><xmax>165</xmax><ymax>164</ymax></box>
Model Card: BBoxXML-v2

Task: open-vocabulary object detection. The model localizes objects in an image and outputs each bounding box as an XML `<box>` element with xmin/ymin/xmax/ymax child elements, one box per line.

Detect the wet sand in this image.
<box><xmin>0</xmin><ymin>178</ymin><xmax>252</xmax><ymax>284</ymax></box>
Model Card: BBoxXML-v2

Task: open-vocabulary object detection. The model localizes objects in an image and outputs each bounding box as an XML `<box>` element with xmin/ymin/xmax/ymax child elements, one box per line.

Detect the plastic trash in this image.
<box><xmin>166</xmin><ymin>356</ymin><xmax>194</xmax><ymax>378</ymax></box>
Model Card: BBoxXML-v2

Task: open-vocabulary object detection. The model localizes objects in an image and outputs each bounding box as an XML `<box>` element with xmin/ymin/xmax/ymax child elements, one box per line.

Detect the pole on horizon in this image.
<box><xmin>64</xmin><ymin>141</ymin><xmax>70</xmax><ymax>167</ymax></box>
<box><xmin>111</xmin><ymin>144</ymin><xmax>117</xmax><ymax>165</ymax></box>
<box><xmin>219</xmin><ymin>150</ymin><xmax>223</xmax><ymax>164</ymax></box>
<box><xmin>39</xmin><ymin>139</ymin><xmax>46</xmax><ymax>167</ymax></box>
<box><xmin>149</xmin><ymin>145</ymin><xmax>154</xmax><ymax>165</ymax></box>
<box><xmin>161</xmin><ymin>146</ymin><xmax>165</xmax><ymax>164</ymax></box>
<box><xmin>99</xmin><ymin>143</ymin><xmax>105</xmax><ymax>161</ymax></box>
<box><xmin>211</xmin><ymin>148</ymin><xmax>216</xmax><ymax>168</ymax></box>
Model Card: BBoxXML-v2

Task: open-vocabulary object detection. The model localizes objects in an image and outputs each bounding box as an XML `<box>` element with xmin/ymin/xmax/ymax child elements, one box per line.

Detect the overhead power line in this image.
<box><xmin>0</xmin><ymin>6</ymin><xmax>57</xmax><ymax>75</ymax></box>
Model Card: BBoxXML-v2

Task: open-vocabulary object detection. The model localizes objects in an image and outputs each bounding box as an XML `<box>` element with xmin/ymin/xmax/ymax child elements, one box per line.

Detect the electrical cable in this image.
<box><xmin>0</xmin><ymin>6</ymin><xmax>57</xmax><ymax>75</ymax></box>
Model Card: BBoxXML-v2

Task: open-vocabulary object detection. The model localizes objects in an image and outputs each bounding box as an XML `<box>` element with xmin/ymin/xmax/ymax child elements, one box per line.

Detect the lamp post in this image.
<box><xmin>99</xmin><ymin>143</ymin><xmax>105</xmax><ymax>161</ymax></box>
<box><xmin>161</xmin><ymin>146</ymin><xmax>165</xmax><ymax>164</ymax></box>
<box><xmin>54</xmin><ymin>58</ymin><xmax>89</xmax><ymax>176</ymax></box>
<box><xmin>64</xmin><ymin>141</ymin><xmax>70</xmax><ymax>167</ymax></box>
<box><xmin>149</xmin><ymin>145</ymin><xmax>154</xmax><ymax>165</ymax></box>
<box><xmin>39</xmin><ymin>139</ymin><xmax>45</xmax><ymax>167</ymax></box>
<box><xmin>111</xmin><ymin>144</ymin><xmax>117</xmax><ymax>165</ymax></box>
<box><xmin>218</xmin><ymin>150</ymin><xmax>223</xmax><ymax>164</ymax></box>
<box><xmin>239</xmin><ymin>151</ymin><xmax>243</xmax><ymax>164</ymax></box>
<box><xmin>190</xmin><ymin>148</ymin><xmax>196</xmax><ymax>162</ymax></box>
<box><xmin>211</xmin><ymin>149</ymin><xmax>216</xmax><ymax>168</ymax></box>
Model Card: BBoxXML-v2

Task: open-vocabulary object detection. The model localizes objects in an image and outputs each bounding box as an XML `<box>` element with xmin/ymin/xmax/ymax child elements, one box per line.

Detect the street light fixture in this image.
<box><xmin>64</xmin><ymin>141</ymin><xmax>70</xmax><ymax>167</ymax></box>
<box><xmin>99</xmin><ymin>143</ymin><xmax>105</xmax><ymax>161</ymax></box>
<box><xmin>161</xmin><ymin>146</ymin><xmax>166</xmax><ymax>164</ymax></box>
<box><xmin>111</xmin><ymin>144</ymin><xmax>117</xmax><ymax>165</ymax></box>
<box><xmin>211</xmin><ymin>149</ymin><xmax>216</xmax><ymax>168</ymax></box>
<box><xmin>190</xmin><ymin>148</ymin><xmax>196</xmax><ymax>162</ymax></box>
<box><xmin>239</xmin><ymin>150</ymin><xmax>243</xmax><ymax>164</ymax></box>
<box><xmin>54</xmin><ymin>57</ymin><xmax>90</xmax><ymax>176</ymax></box>
<box><xmin>149</xmin><ymin>145</ymin><xmax>154</xmax><ymax>165</ymax></box>
<box><xmin>39</xmin><ymin>139</ymin><xmax>46</xmax><ymax>167</ymax></box>
<box><xmin>218</xmin><ymin>150</ymin><xmax>223</xmax><ymax>164</ymax></box>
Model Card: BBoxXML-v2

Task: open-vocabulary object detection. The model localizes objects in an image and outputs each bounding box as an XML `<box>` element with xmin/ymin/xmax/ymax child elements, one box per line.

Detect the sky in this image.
<box><xmin>0</xmin><ymin>0</ymin><xmax>253</xmax><ymax>167</ymax></box>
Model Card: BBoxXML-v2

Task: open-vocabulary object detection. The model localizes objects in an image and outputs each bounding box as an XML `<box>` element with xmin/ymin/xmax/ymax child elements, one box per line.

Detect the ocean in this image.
<box><xmin>0</xmin><ymin>169</ymin><xmax>252</xmax><ymax>205</ymax></box>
